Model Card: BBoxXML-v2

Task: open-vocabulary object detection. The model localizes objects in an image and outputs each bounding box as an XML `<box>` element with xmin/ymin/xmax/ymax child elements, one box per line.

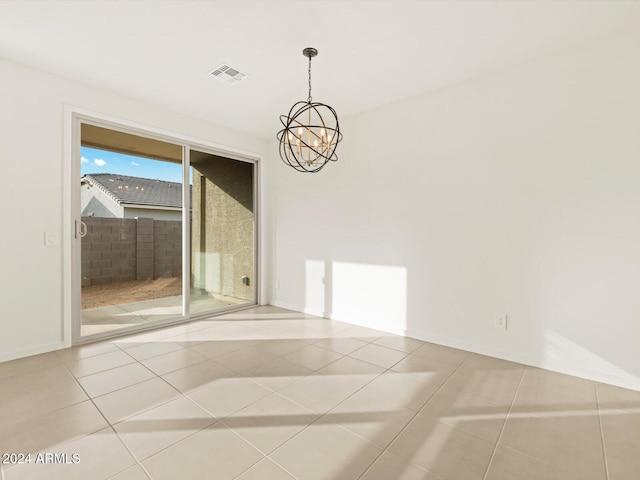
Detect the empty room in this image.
<box><xmin>1</xmin><ymin>1</ymin><xmax>639</xmax><ymax>479</ymax></box>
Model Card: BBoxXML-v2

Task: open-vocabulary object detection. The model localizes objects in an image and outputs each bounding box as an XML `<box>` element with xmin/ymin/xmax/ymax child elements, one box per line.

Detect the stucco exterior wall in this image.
<box><xmin>191</xmin><ymin>156</ymin><xmax>254</xmax><ymax>301</ymax></box>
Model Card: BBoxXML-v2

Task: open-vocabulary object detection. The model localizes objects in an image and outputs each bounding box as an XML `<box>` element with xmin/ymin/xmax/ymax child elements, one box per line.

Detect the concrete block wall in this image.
<box><xmin>81</xmin><ymin>217</ymin><xmax>137</xmax><ymax>287</ymax></box>
<box><xmin>153</xmin><ymin>220</ymin><xmax>182</xmax><ymax>279</ymax></box>
<box><xmin>136</xmin><ymin>217</ymin><xmax>154</xmax><ymax>281</ymax></box>
<box><xmin>81</xmin><ymin>217</ymin><xmax>182</xmax><ymax>286</ymax></box>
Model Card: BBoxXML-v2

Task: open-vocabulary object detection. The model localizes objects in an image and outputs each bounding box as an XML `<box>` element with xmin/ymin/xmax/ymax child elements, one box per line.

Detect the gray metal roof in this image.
<box><xmin>82</xmin><ymin>173</ymin><xmax>189</xmax><ymax>208</ymax></box>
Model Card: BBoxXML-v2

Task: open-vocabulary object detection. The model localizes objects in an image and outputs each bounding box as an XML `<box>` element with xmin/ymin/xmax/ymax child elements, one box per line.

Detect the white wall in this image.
<box><xmin>267</xmin><ymin>32</ymin><xmax>640</xmax><ymax>391</ymax></box>
<box><xmin>0</xmin><ymin>57</ymin><xmax>266</xmax><ymax>362</ymax></box>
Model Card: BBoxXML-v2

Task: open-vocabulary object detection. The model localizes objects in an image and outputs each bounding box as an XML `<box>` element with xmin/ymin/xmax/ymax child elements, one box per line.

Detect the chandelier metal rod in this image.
<box><xmin>308</xmin><ymin>54</ymin><xmax>312</xmax><ymax>103</ymax></box>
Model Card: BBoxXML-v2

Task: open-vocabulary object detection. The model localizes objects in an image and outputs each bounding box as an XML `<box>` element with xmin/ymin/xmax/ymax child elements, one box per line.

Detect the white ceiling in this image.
<box><xmin>1</xmin><ymin>1</ymin><xmax>639</xmax><ymax>140</ymax></box>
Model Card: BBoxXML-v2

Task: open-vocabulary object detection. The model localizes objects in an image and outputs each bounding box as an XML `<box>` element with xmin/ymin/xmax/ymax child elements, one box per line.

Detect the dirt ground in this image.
<box><xmin>82</xmin><ymin>277</ymin><xmax>182</xmax><ymax>309</ymax></box>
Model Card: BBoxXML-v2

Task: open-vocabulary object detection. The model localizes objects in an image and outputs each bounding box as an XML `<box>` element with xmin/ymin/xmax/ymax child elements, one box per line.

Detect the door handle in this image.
<box><xmin>75</xmin><ymin>220</ymin><xmax>87</xmax><ymax>239</ymax></box>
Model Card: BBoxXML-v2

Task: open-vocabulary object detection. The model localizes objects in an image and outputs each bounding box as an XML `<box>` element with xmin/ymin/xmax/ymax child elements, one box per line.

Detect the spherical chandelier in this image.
<box><xmin>277</xmin><ymin>47</ymin><xmax>342</xmax><ymax>173</ymax></box>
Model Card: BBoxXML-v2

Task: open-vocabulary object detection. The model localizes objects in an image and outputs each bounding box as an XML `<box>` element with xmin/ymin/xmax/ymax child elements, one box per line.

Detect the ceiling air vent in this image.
<box><xmin>208</xmin><ymin>63</ymin><xmax>248</xmax><ymax>84</ymax></box>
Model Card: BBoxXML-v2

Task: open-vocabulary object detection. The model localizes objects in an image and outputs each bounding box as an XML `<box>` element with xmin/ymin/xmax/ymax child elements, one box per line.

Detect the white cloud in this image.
<box><xmin>81</xmin><ymin>157</ymin><xmax>89</xmax><ymax>164</ymax></box>
<box><xmin>131</xmin><ymin>161</ymin><xmax>140</xmax><ymax>166</ymax></box>
<box><xmin>93</xmin><ymin>159</ymin><xmax>106</xmax><ymax>167</ymax></box>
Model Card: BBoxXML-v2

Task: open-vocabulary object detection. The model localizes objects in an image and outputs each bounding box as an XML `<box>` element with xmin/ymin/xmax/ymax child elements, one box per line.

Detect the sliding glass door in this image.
<box><xmin>74</xmin><ymin>120</ymin><xmax>257</xmax><ymax>341</ymax></box>
<box><xmin>78</xmin><ymin>124</ymin><xmax>185</xmax><ymax>337</ymax></box>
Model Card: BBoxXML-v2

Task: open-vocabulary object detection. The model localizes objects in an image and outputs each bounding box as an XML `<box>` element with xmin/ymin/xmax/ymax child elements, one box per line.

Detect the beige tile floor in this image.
<box><xmin>1</xmin><ymin>305</ymin><xmax>639</xmax><ymax>480</ymax></box>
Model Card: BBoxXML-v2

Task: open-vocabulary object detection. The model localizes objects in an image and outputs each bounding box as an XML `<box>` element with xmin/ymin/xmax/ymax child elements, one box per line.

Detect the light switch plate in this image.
<box><xmin>44</xmin><ymin>231</ymin><xmax>58</xmax><ymax>246</ymax></box>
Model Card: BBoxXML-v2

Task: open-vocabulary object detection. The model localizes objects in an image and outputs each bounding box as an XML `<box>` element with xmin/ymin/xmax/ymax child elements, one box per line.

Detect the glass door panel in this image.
<box><xmin>79</xmin><ymin>124</ymin><xmax>184</xmax><ymax>338</ymax></box>
<box><xmin>190</xmin><ymin>150</ymin><xmax>255</xmax><ymax>314</ymax></box>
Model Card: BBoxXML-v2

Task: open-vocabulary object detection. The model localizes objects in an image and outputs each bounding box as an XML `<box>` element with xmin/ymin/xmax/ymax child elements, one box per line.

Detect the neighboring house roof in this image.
<box><xmin>82</xmin><ymin>173</ymin><xmax>190</xmax><ymax>209</ymax></box>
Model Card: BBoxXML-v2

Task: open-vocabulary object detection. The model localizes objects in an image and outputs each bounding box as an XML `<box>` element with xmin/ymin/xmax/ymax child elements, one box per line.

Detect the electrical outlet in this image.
<box><xmin>495</xmin><ymin>314</ymin><xmax>508</xmax><ymax>330</ymax></box>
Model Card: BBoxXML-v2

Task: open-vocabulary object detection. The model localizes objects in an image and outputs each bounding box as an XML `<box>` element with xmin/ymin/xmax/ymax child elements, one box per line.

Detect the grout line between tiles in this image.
<box><xmin>55</xmin><ymin>347</ymin><xmax>118</xmax><ymax>364</ymax></box>
<box><xmin>272</xmin><ymin>462</ymin><xmax>301</xmax><ymax>480</ymax></box>
<box><xmin>57</xmin><ymin>360</ymin><xmax>145</xmax><ymax>478</ymax></box>
<box><xmin>58</xmin><ymin>360</ymin><xmax>118</xmax><ymax>431</ymax></box>
<box><xmin>69</xmin><ymin>357</ymin><xmax>139</xmax><ymax>381</ymax></box>
<box><xmin>121</xmin><ymin>343</ymin><xmax>188</xmax><ymax>362</ymax></box>
<box><xmin>260</xmin><ymin>356</ymin><xmax>394</xmax><ymax>473</ymax></box>
<box><xmin>105</xmin><ymin>425</ymin><xmax>140</xmax><ymax>479</ymax></box>
<box><xmin>233</xmin><ymin>458</ymin><xmax>301</xmax><ymax>480</ymax></box>
<box><xmin>120</xmin><ymin>419</ymin><xmax>216</xmax><ymax>476</ymax></box>
<box><xmin>0</xmin><ymin>363</ymin><xmax>105</xmax><ymax>432</ymax></box>
<box><xmin>141</xmin><ymin>355</ymin><xmax>212</xmax><ymax>378</ymax></box>
<box><xmin>354</xmin><ymin>352</ymin><xmax>470</xmax><ymax>480</ymax></box>
<box><xmin>594</xmin><ymin>383</ymin><xmax>611</xmax><ymax>480</ymax></box>
<box><xmin>94</xmin><ymin>375</ymin><xmax>183</xmax><ymax>426</ymax></box>
<box><xmin>0</xmin><ymin>396</ymin><xmax>90</xmax><ymax>433</ymax></box>
<box><xmin>12</xmin><ymin>308</ymin><xmax>619</xmax><ymax>480</ymax></box>
<box><xmin>325</xmin><ymin>354</ymin><xmax>383</xmax><ymax>372</ymax></box>
<box><xmin>480</xmin><ymin>364</ymin><xmax>527</xmax><ymax>480</ymax></box>
<box><xmin>81</xmin><ymin>353</ymin><xmax>220</xmax><ymax>478</ymax></box>
<box><xmin>210</xmin><ymin>423</ymin><xmax>267</xmax><ymax>478</ymax></box>
<box><xmin>137</xmin><ymin>463</ymin><xmax>154</xmax><ymax>480</ymax></box>
<box><xmin>80</xmin><ymin>372</ymin><xmax>154</xmax><ymax>400</ymax></box>
<box><xmin>386</xmin><ymin>350</ymin><xmax>413</xmax><ymax>371</ymax></box>
<box><xmin>0</xmin><ymin>354</ymin><xmax>64</xmax><ymax>382</ymax></box>
<box><xmin>62</xmin><ymin>354</ymin><xmax>193</xmax><ymax>432</ymax></box>
<box><xmin>105</xmin><ymin>464</ymin><xmax>152</xmax><ymax>480</ymax></box>
<box><xmin>0</xmin><ymin>308</ymin><xmax>319</xmax><ymax>471</ymax></box>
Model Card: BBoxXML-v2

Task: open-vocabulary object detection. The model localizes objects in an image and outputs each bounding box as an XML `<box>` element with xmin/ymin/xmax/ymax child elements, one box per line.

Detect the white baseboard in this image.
<box><xmin>0</xmin><ymin>342</ymin><xmax>66</xmax><ymax>363</ymax></box>
<box><xmin>271</xmin><ymin>301</ymin><xmax>321</xmax><ymax>316</ymax></box>
<box><xmin>401</xmin><ymin>327</ymin><xmax>640</xmax><ymax>392</ymax></box>
<box><xmin>270</xmin><ymin>301</ymin><xmax>640</xmax><ymax>392</ymax></box>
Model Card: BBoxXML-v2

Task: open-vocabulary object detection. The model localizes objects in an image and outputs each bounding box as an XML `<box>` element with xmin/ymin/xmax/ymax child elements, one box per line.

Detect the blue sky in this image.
<box><xmin>81</xmin><ymin>147</ymin><xmax>186</xmax><ymax>184</ymax></box>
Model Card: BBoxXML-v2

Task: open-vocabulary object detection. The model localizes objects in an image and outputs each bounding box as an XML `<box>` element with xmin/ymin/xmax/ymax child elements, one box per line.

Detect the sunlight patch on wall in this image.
<box><xmin>332</xmin><ymin>262</ymin><xmax>407</xmax><ymax>332</ymax></box>
<box><xmin>192</xmin><ymin>252</ymin><xmax>221</xmax><ymax>292</ymax></box>
<box><xmin>305</xmin><ymin>259</ymin><xmax>327</xmax><ymax>315</ymax></box>
<box><xmin>542</xmin><ymin>329</ymin><xmax>636</xmax><ymax>386</ymax></box>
